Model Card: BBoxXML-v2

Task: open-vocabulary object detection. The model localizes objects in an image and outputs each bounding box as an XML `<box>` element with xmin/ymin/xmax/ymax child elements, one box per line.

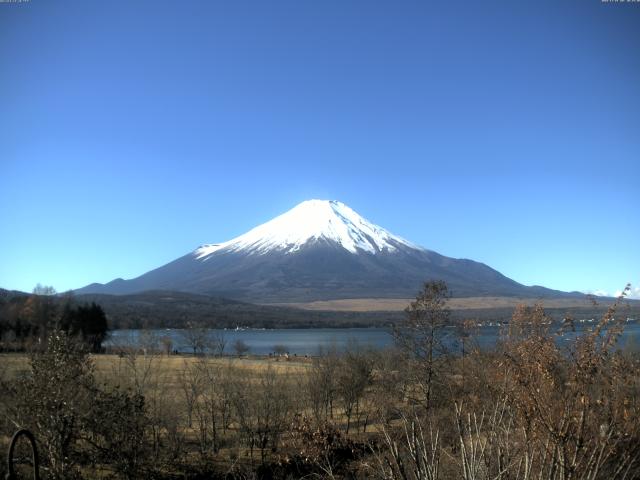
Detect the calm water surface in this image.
<box><xmin>106</xmin><ymin>322</ymin><xmax>640</xmax><ymax>356</ymax></box>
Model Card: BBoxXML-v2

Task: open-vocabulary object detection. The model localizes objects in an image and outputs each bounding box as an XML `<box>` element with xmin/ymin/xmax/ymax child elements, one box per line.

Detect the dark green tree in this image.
<box><xmin>60</xmin><ymin>302</ymin><xmax>109</xmax><ymax>352</ymax></box>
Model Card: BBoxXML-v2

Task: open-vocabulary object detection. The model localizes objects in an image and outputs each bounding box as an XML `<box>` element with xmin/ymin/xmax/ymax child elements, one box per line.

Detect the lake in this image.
<box><xmin>105</xmin><ymin>320</ymin><xmax>640</xmax><ymax>356</ymax></box>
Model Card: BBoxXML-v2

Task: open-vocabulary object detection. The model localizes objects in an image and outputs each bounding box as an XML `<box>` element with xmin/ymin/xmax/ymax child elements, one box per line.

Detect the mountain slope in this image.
<box><xmin>76</xmin><ymin>200</ymin><xmax>583</xmax><ymax>302</ymax></box>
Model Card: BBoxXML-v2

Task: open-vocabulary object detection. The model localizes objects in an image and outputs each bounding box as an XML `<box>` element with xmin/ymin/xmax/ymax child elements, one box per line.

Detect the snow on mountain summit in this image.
<box><xmin>194</xmin><ymin>200</ymin><xmax>419</xmax><ymax>259</ymax></box>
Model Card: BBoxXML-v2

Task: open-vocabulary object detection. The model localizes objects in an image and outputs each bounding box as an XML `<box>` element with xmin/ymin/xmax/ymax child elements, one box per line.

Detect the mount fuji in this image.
<box><xmin>76</xmin><ymin>200</ymin><xmax>578</xmax><ymax>302</ymax></box>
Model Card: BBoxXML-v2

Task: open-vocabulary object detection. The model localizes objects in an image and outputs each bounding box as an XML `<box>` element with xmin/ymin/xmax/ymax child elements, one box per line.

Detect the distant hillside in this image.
<box><xmin>85</xmin><ymin>290</ymin><xmax>637</xmax><ymax>329</ymax></box>
<box><xmin>0</xmin><ymin>288</ymin><xmax>28</xmax><ymax>301</ymax></box>
<box><xmin>3</xmin><ymin>287</ymin><xmax>637</xmax><ymax>331</ymax></box>
<box><xmin>74</xmin><ymin>290</ymin><xmax>398</xmax><ymax>329</ymax></box>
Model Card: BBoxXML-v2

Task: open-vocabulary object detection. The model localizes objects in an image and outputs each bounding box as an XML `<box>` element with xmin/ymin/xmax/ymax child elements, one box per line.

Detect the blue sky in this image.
<box><xmin>1</xmin><ymin>0</ymin><xmax>638</xmax><ymax>298</ymax></box>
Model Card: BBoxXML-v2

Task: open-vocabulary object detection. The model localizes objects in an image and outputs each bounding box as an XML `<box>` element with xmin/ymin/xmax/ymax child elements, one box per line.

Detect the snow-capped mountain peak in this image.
<box><xmin>194</xmin><ymin>199</ymin><xmax>418</xmax><ymax>259</ymax></box>
<box><xmin>75</xmin><ymin>200</ymin><xmax>577</xmax><ymax>302</ymax></box>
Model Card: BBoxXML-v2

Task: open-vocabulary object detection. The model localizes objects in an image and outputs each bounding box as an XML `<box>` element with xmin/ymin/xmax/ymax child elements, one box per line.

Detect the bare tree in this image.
<box><xmin>306</xmin><ymin>346</ymin><xmax>339</xmax><ymax>424</ymax></box>
<box><xmin>394</xmin><ymin>280</ymin><xmax>450</xmax><ymax>410</ymax></box>
<box><xmin>209</xmin><ymin>331</ymin><xmax>227</xmax><ymax>356</ymax></box>
<box><xmin>273</xmin><ymin>344</ymin><xmax>288</xmax><ymax>356</ymax></box>
<box><xmin>192</xmin><ymin>358</ymin><xmax>234</xmax><ymax>454</ymax></box>
<box><xmin>181</xmin><ymin>322</ymin><xmax>209</xmax><ymax>356</ymax></box>
<box><xmin>232</xmin><ymin>366</ymin><xmax>292</xmax><ymax>463</ymax></box>
<box><xmin>178</xmin><ymin>360</ymin><xmax>203</xmax><ymax>428</ymax></box>
<box><xmin>233</xmin><ymin>339</ymin><xmax>250</xmax><ymax>356</ymax></box>
<box><xmin>19</xmin><ymin>284</ymin><xmax>58</xmax><ymax>342</ymax></box>
<box><xmin>111</xmin><ymin>331</ymin><xmax>158</xmax><ymax>397</ymax></box>
<box><xmin>108</xmin><ymin>332</ymin><xmax>169</xmax><ymax>461</ymax></box>
<box><xmin>160</xmin><ymin>335</ymin><xmax>173</xmax><ymax>355</ymax></box>
<box><xmin>336</xmin><ymin>345</ymin><xmax>374</xmax><ymax>434</ymax></box>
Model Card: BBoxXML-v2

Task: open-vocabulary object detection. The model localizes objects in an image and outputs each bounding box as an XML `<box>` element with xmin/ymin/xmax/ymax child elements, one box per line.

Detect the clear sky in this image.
<box><xmin>1</xmin><ymin>0</ymin><xmax>638</xmax><ymax>298</ymax></box>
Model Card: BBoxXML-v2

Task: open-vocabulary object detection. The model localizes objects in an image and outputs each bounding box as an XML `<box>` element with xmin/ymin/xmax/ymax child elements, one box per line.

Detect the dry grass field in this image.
<box><xmin>1</xmin><ymin>352</ymin><xmax>311</xmax><ymax>371</ymax></box>
<box><xmin>267</xmin><ymin>296</ymin><xmax>608</xmax><ymax>311</ymax></box>
<box><xmin>0</xmin><ymin>350</ymin><xmax>345</xmax><ymax>478</ymax></box>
